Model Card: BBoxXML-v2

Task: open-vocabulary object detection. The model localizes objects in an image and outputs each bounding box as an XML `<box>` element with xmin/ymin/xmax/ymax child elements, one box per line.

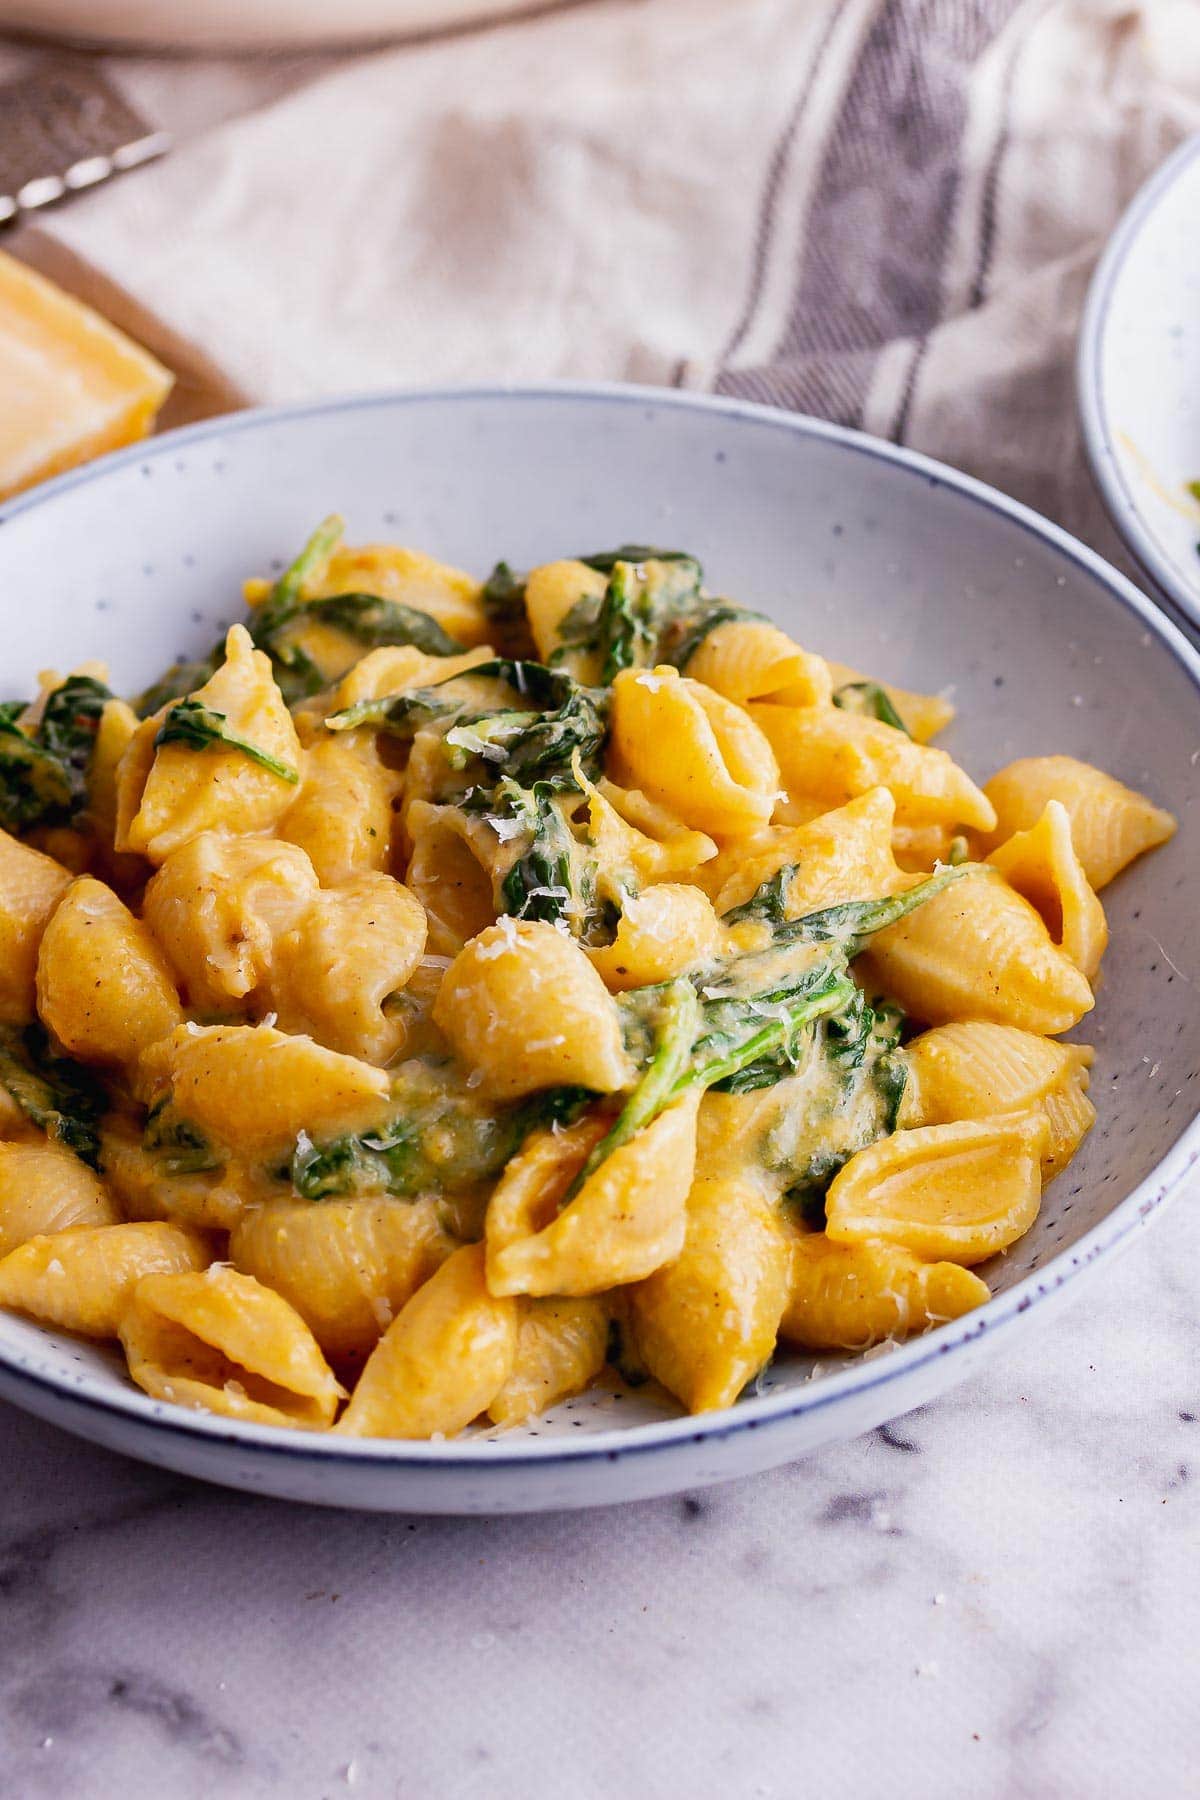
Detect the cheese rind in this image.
<box><xmin>0</xmin><ymin>250</ymin><xmax>173</xmax><ymax>502</ymax></box>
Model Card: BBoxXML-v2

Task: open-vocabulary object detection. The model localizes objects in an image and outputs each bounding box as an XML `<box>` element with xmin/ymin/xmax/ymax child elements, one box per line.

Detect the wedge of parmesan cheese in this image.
<box><xmin>0</xmin><ymin>250</ymin><xmax>173</xmax><ymax>502</ymax></box>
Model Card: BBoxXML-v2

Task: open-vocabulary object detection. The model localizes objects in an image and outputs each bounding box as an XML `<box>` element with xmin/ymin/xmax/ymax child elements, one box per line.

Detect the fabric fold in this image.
<box><xmin>7</xmin><ymin>0</ymin><xmax>1200</xmax><ymax>555</ymax></box>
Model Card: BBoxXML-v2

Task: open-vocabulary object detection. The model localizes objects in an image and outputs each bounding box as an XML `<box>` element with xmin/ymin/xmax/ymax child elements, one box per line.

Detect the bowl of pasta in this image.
<box><xmin>0</xmin><ymin>386</ymin><xmax>1195</xmax><ymax>1513</ymax></box>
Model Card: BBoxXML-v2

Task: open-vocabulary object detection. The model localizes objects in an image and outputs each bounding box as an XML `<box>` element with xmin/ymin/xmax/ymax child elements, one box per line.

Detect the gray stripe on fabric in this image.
<box><xmin>720</xmin><ymin>348</ymin><xmax>879</xmax><ymax>421</ymax></box>
<box><xmin>889</xmin><ymin>334</ymin><xmax>930</xmax><ymax>443</ymax></box>
<box><xmin>720</xmin><ymin>0</ymin><xmax>858</xmax><ymax>367</ymax></box>
<box><xmin>718</xmin><ymin>0</ymin><xmax>1024</xmax><ymax>427</ymax></box>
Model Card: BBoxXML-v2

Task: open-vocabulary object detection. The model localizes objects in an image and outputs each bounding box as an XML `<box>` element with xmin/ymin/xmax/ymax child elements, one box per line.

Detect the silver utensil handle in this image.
<box><xmin>0</xmin><ymin>55</ymin><xmax>169</xmax><ymax>226</ymax></box>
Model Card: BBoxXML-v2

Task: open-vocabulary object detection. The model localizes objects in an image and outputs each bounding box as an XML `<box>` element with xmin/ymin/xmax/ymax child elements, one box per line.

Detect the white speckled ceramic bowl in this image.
<box><xmin>0</xmin><ymin>387</ymin><xmax>1197</xmax><ymax>1513</ymax></box>
<box><xmin>0</xmin><ymin>0</ymin><xmax>556</xmax><ymax>50</ymax></box>
<box><xmin>1079</xmin><ymin>132</ymin><xmax>1200</xmax><ymax>634</ymax></box>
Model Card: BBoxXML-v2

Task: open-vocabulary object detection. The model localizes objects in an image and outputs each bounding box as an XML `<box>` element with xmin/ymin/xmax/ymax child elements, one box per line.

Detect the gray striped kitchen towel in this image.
<box><xmin>10</xmin><ymin>0</ymin><xmax>1200</xmax><ymax>561</ymax></box>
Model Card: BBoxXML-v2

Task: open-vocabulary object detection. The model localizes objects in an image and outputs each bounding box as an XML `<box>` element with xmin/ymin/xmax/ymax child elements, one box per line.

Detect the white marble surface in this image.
<box><xmin>0</xmin><ymin>1185</ymin><xmax>1196</xmax><ymax>1800</ymax></box>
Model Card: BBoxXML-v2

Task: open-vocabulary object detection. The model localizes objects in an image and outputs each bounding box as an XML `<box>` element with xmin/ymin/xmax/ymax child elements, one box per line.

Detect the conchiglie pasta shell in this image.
<box><xmin>630</xmin><ymin>1174</ymin><xmax>791</xmax><ymax>1413</ymax></box>
<box><xmin>981</xmin><ymin>755</ymin><xmax>1175</xmax><ymax>889</ymax></box>
<box><xmin>85</xmin><ymin>697</ymin><xmax>140</xmax><ymax>862</ymax></box>
<box><xmin>230</xmin><ymin>1194</ymin><xmax>456</xmax><ymax>1360</ymax></box>
<box><xmin>900</xmin><ymin>1025</ymin><xmax>1095</xmax><ymax>1184</ymax></box>
<box><xmin>858</xmin><ymin>867</ymin><xmax>1094</xmax><ymax>1035</ymax></box>
<box><xmin>270</xmin><ymin>873</ymin><xmax>427</xmax><ymax>1064</ymax></box>
<box><xmin>279</xmin><ymin>734</ymin><xmax>400</xmax><ymax>885</ymax></box>
<box><xmin>900</xmin><ymin>1021</ymin><xmax>1073</xmax><ymax>1127</ymax></box>
<box><xmin>890</xmin><ymin>823</ymin><xmax>958</xmax><ymax>873</ymax></box>
<box><xmin>37</xmin><ymin>875</ymin><xmax>182</xmax><ymax>1070</ymax></box>
<box><xmin>337</xmin><ymin>1242</ymin><xmax>517</xmax><ymax>1438</ymax></box>
<box><xmin>118</xmin><ymin>626</ymin><xmax>302</xmax><ymax>863</ymax></box>
<box><xmin>987</xmin><ymin>800</ymin><xmax>1108</xmax><ymax>979</ymax></box>
<box><xmin>120</xmin><ymin>1265</ymin><xmax>344</xmax><ymax>1429</ymax></box>
<box><xmin>485</xmin><ymin>1094</ymin><xmax>700</xmax><ymax>1298</ymax></box>
<box><xmin>710</xmin><ymin>788</ymin><xmax>902</xmax><ymax>918</ymax></box>
<box><xmin>610</xmin><ymin>667</ymin><xmax>779</xmax><ymax>837</ymax></box>
<box><xmin>331</xmin><ymin>644</ymin><xmax>494</xmax><ymax>712</ymax></box>
<box><xmin>404</xmin><ymin>798</ymin><xmax>499</xmax><ymax>957</ymax></box>
<box><xmin>1039</xmin><ymin>1056</ymin><xmax>1096</xmax><ymax>1182</ymax></box>
<box><xmin>0</xmin><ymin>827</ymin><xmax>71</xmax><ymax>1025</ymax></box>
<box><xmin>142</xmin><ymin>832</ymin><xmax>319</xmax><ymax>1013</ymax></box>
<box><xmin>137</xmin><ymin>1024</ymin><xmax>389</xmax><ymax>1158</ymax></box>
<box><xmin>586</xmin><ymin>884</ymin><xmax>723</xmax><ymax>991</ymax></box>
<box><xmin>685</xmin><ymin>619</ymin><xmax>832</xmax><ymax>708</ymax></box>
<box><xmin>581</xmin><ymin>772</ymin><xmax>717</xmax><ymax>898</ymax></box>
<box><xmin>749</xmin><ymin>703</ymin><xmax>995</xmax><ymax>833</ymax></box>
<box><xmin>0</xmin><ymin>1141</ymin><xmax>117</xmax><ymax>1256</ymax></box>
<box><xmin>433</xmin><ymin>918</ymin><xmax>634</xmax><ymax>1100</ymax></box>
<box><xmin>523</xmin><ymin>560</ymin><xmax>608</xmax><ymax>677</ymax></box>
<box><xmin>487</xmin><ymin>1295</ymin><xmax>611</xmax><ymax>1426</ymax></box>
<box><xmin>779</xmin><ymin>1234</ymin><xmax>988</xmax><ymax>1351</ymax></box>
<box><xmin>0</xmin><ymin>1221</ymin><xmax>209</xmax><ymax>1336</ymax></box>
<box><xmin>824</xmin><ymin>1113</ymin><xmax>1048</xmax><ymax>1265</ymax></box>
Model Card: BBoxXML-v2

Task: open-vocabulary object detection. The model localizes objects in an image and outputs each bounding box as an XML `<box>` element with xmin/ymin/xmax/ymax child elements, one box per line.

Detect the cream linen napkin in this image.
<box><xmin>10</xmin><ymin>0</ymin><xmax>1200</xmax><ymax>563</ymax></box>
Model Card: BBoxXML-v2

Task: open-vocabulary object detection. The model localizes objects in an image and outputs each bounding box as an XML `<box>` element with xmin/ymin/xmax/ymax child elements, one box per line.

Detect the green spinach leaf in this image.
<box><xmin>252</xmin><ymin>592</ymin><xmax>463</xmax><ymax>696</ymax></box>
<box><xmin>832</xmin><ymin>680</ymin><xmax>910</xmax><ymax>735</ymax></box>
<box><xmin>480</xmin><ymin>562</ymin><xmax>535</xmax><ymax>657</ymax></box>
<box><xmin>777</xmin><ymin>866</ymin><xmax>969</xmax><ymax>953</ymax></box>
<box><xmin>143</xmin><ymin>1100</ymin><xmax>222</xmax><ymax>1176</ymax></box>
<box><xmin>449</xmin><ymin>689</ymin><xmax>606</xmax><ymax>786</ymax></box>
<box><xmin>289</xmin><ymin>1078</ymin><xmax>591</xmax><ymax>1202</ymax></box>
<box><xmin>578</xmin><ymin>546</ymin><xmax>702</xmax><ymax>579</ymax></box>
<box><xmin>244</xmin><ymin>517</ymin><xmax>464</xmax><ymax>701</ymax></box>
<box><xmin>725</xmin><ymin>863</ymin><xmax>971</xmax><ymax>951</ymax></box>
<box><xmin>0</xmin><ymin>720</ymin><xmax>75</xmax><ymax>831</ymax></box>
<box><xmin>154</xmin><ymin>699</ymin><xmax>300</xmax><ymax>784</ymax></box>
<box><xmin>554</xmin><ymin>557</ymin><xmax>708</xmax><ymax>681</ymax></box>
<box><xmin>261</xmin><ymin>513</ymin><xmax>345</xmax><ymax>620</ymax></box>
<box><xmin>660</xmin><ymin>602</ymin><xmax>761</xmax><ymax>673</ymax></box>
<box><xmin>495</xmin><ymin>778</ymin><xmax>598</xmax><ymax>931</ymax></box>
<box><xmin>567</xmin><ymin>868</ymin><xmax>964</xmax><ymax>1196</ymax></box>
<box><xmin>0</xmin><ymin>673</ymin><xmax>113</xmax><ymax>833</ymax></box>
<box><xmin>566</xmin><ymin>955</ymin><xmax>855</xmax><ymax>1200</ymax></box>
<box><xmin>325</xmin><ymin>687</ymin><xmax>465</xmax><ymax>739</ymax></box>
<box><xmin>0</xmin><ymin>1027</ymin><xmax>106</xmax><ymax>1169</ymax></box>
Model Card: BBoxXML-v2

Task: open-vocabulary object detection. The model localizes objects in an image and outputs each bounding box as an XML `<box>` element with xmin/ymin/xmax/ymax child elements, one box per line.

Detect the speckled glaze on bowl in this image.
<box><xmin>0</xmin><ymin>386</ymin><xmax>1197</xmax><ymax>1513</ymax></box>
<box><xmin>1079</xmin><ymin>132</ymin><xmax>1200</xmax><ymax>634</ymax></box>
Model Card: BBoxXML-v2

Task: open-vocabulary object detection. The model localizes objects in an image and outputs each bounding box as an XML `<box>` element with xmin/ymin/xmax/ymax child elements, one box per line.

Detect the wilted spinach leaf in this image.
<box><xmin>0</xmin><ymin>1027</ymin><xmax>106</xmax><ymax>1169</ymax></box>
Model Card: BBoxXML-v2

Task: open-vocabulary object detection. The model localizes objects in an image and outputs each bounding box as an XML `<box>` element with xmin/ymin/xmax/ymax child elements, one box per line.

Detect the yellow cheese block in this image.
<box><xmin>0</xmin><ymin>250</ymin><xmax>173</xmax><ymax>502</ymax></box>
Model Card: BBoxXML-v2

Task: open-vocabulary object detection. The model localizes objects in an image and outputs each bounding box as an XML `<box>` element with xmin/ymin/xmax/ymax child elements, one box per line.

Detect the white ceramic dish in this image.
<box><xmin>1079</xmin><ymin>132</ymin><xmax>1200</xmax><ymax>635</ymax></box>
<box><xmin>0</xmin><ymin>0</ymin><xmax>555</xmax><ymax>50</ymax></box>
<box><xmin>0</xmin><ymin>386</ymin><xmax>1197</xmax><ymax>1513</ymax></box>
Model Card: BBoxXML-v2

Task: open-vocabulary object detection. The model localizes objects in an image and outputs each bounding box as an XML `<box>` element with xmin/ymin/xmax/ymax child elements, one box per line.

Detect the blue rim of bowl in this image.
<box><xmin>0</xmin><ymin>381</ymin><xmax>1198</xmax><ymax>1475</ymax></box>
<box><xmin>1077</xmin><ymin>131</ymin><xmax>1200</xmax><ymax>635</ymax></box>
